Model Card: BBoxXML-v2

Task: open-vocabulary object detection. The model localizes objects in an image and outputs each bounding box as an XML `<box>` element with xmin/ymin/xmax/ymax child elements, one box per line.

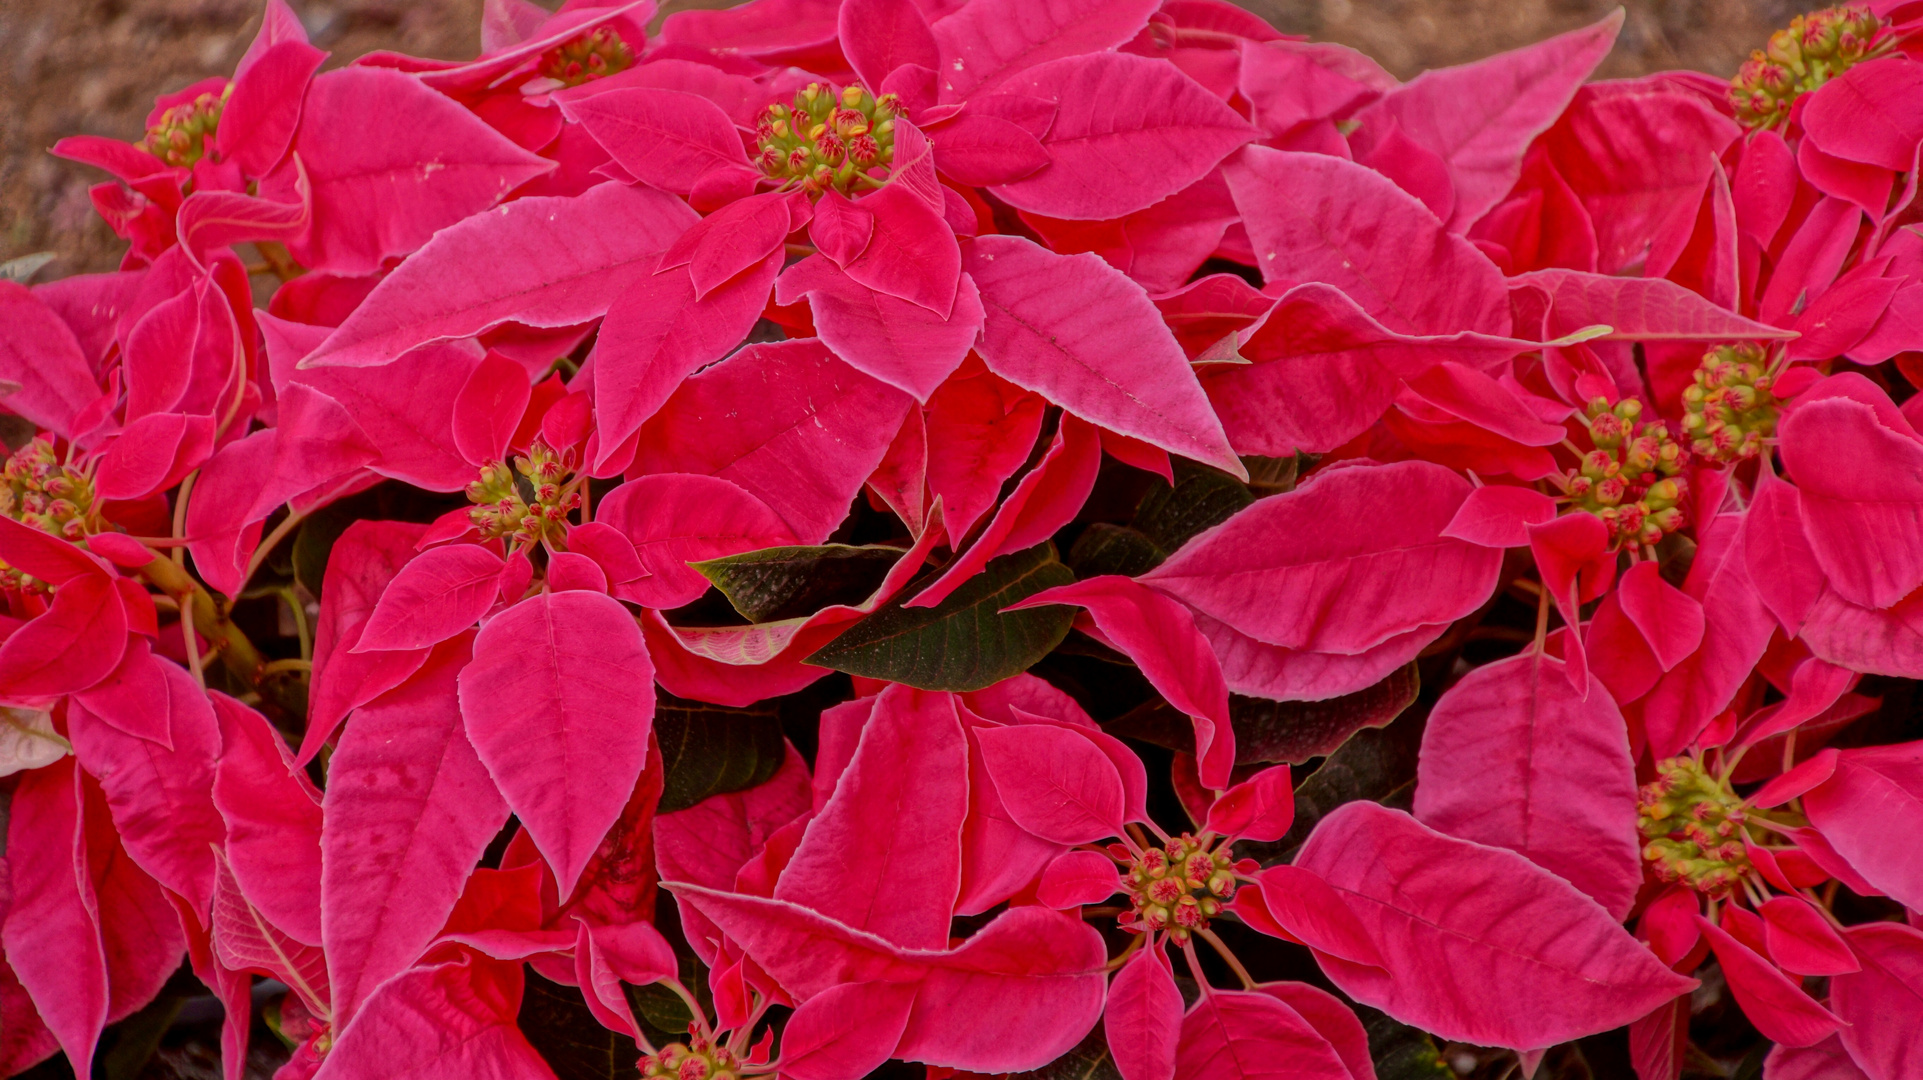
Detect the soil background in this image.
<box><xmin>2</xmin><ymin>0</ymin><xmax>1806</xmax><ymax>280</ymax></box>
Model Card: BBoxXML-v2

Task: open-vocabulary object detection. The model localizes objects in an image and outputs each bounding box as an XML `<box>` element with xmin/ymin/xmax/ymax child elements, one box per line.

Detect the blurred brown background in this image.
<box><xmin>0</xmin><ymin>0</ymin><xmax>1804</xmax><ymax>279</ymax></box>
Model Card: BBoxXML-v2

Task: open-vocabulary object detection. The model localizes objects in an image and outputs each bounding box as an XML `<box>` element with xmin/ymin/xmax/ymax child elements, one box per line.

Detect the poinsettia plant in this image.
<box><xmin>3</xmin><ymin>0</ymin><xmax>1923</xmax><ymax>1077</ymax></box>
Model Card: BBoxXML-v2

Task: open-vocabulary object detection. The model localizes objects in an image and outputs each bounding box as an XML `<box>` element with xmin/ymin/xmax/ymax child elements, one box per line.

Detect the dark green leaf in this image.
<box><xmin>1241</xmin><ymin>453</ymin><xmax>1309</xmax><ymax>497</ymax></box>
<box><xmin>1355</xmin><ymin>1005</ymin><xmax>1451</xmax><ymax>1080</ymax></box>
<box><xmin>1067</xmin><ymin>523</ymin><xmax>1166</xmax><ymax>578</ymax></box>
<box><xmin>807</xmin><ymin>544</ymin><xmax>1076</xmax><ymax>692</ymax></box>
<box><xmin>1133</xmin><ymin>460</ymin><xmax>1252</xmax><ymax>554</ymax></box>
<box><xmin>1107</xmin><ymin>664</ymin><xmax>1418</xmax><ymax>767</ymax></box>
<box><xmin>519</xmin><ymin>970</ymin><xmax>641</xmax><ymax>1080</ymax></box>
<box><xmin>693</xmin><ymin>544</ymin><xmax>902</xmax><ymax>623</ymax></box>
<box><xmin>1009</xmin><ymin>1022</ymin><xmax>1122</xmax><ymax>1080</ymax></box>
<box><xmin>654</xmin><ymin>695</ymin><xmax>786</xmax><ymax>813</ymax></box>
<box><xmin>292</xmin><ymin>507</ymin><xmax>355</xmax><ymax>597</ymax></box>
<box><xmin>1239</xmin><ymin>701</ymin><xmax>1429</xmax><ymax>865</ymax></box>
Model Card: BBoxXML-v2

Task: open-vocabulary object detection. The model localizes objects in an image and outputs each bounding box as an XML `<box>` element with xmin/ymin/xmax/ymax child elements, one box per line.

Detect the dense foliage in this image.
<box><xmin>2</xmin><ymin>0</ymin><xmax>1922</xmax><ymax>1078</ymax></box>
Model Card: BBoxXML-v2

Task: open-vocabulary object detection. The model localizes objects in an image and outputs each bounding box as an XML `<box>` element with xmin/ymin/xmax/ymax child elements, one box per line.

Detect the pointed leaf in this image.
<box><xmin>1512</xmin><ymin>269</ymin><xmax>1795</xmax><ymax>342</ymax></box>
<box><xmin>1174</xmin><ymin>990</ymin><xmax>1354</xmax><ymax>1080</ymax></box>
<box><xmin>976</xmin><ymin>722</ymin><xmax>1127</xmax><ymax>844</ymax></box>
<box><xmin>776</xmin><ymin>254</ymin><xmax>984</xmax><ymax>401</ymax></box>
<box><xmin>1802</xmin><ymin>742</ymin><xmax>1923</xmax><ymax>911</ymax></box>
<box><xmin>1831</xmin><ymin>923</ymin><xmax>1923</xmax><ymax>1080</ymax></box>
<box><xmin>314</xmin><ymin>956</ymin><xmax>554</xmax><ymax>1080</ymax></box>
<box><xmin>560</xmin><ymin>88</ymin><xmax>750</xmax><ymax>196</ymax></box>
<box><xmin>211</xmin><ymin>850</ymin><xmax>330</xmax><ymax>1021</ymax></box>
<box><xmin>653</xmin><ymin>695</ymin><xmax>786</xmax><ymax>813</ymax></box>
<box><xmin>212</xmin><ymin>695</ymin><xmax>324</xmax><ymax>947</ymax></box>
<box><xmin>1106</xmin><ymin>948</ymin><xmax>1183</xmax><ymax>1080</ymax></box>
<box><xmin>695</xmin><ymin>544</ymin><xmax>904</xmax><ymax>623</ymax></box>
<box><xmin>597</xmin><ymin>473</ymin><xmax>799</xmax><ymax>609</ymax></box>
<box><xmin>931</xmin><ymin>0</ymin><xmax>1158</xmax><ymax>101</ymax></box>
<box><xmin>355</xmin><ymin>545</ymin><xmax>506</xmax><ymax>652</ymax></box>
<box><xmin>1694</xmin><ymin>915</ymin><xmax>1841</xmax><ymax>1048</ymax></box>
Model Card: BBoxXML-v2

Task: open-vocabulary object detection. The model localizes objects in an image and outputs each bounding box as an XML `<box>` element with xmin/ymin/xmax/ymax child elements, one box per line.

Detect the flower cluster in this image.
<box><xmin>1</xmin><ymin>1</ymin><xmax>1921</xmax><ymax>1080</ymax></box>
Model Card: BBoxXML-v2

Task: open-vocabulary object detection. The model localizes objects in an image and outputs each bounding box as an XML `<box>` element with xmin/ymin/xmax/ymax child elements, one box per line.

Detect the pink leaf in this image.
<box><xmin>213</xmin><ymin>695</ymin><xmax>324</xmax><ymax>947</ymax></box>
<box><xmin>1250</xmin><ymin>865</ymin><xmax>1385</xmax><ymax>968</ymax></box>
<box><xmin>322</xmin><ymin>638</ymin><xmax>511</xmax><ymax>1026</ymax></box>
<box><xmin>1764</xmin><ymin>1037</ymin><xmax>1874</xmax><ymax>1080</ymax></box>
<box><xmin>66</xmin><ymin>652</ymin><xmax>223</xmax><ymax>915</ymax></box>
<box><xmin>313</xmin><ymin>955</ymin><xmax>555</xmax><ymax>1080</ymax></box>
<box><xmin>966</xmin><ymin>235</ymin><xmax>1241</xmax><ymax>475</ymax></box>
<box><xmin>1255</xmin><ymin>983</ymin><xmax>1377</xmax><ymax>1080</ymax></box>
<box><xmin>1107</xmin><ymin>947</ymin><xmax>1184</xmax><ymax>1080</ymax></box>
<box><xmin>1352</xmin><ymin>12</ymin><xmax>1621</xmax><ymax>231</ymax></box>
<box><xmin>1694</xmin><ymin>915</ymin><xmax>1842</xmax><ymax>1048</ymax></box>
<box><xmin>283</xmin><ymin>67</ymin><xmax>555</xmax><ymax>274</ymax></box>
<box><xmin>1782</xmin><ymin>396</ymin><xmax>1923</xmax><ymax>610</ymax></box>
<box><xmin>838</xmin><ymin>183</ymin><xmax>961</xmax><ymax>317</ymax></box>
<box><xmin>1174</xmin><ymin>990</ymin><xmax>1355</xmax><ymax>1080</ymax></box>
<box><xmin>0</xmin><ymin>281</ymin><xmax>104</xmax><ymax>438</ymax></box>
<box><xmin>1744</xmin><ymin>470</ymin><xmax>1826</xmax><ymax>635</ymax></box>
<box><xmin>355</xmin><ymin>545</ymin><xmax>505</xmax><ymax>653</ymax></box>
<box><xmin>1442</xmin><ymin>484</ymin><xmax>1558</xmax><ymax>548</ymax></box>
<box><xmin>1</xmin><ymin>760</ymin><xmax>109</xmax><ymax>1079</ymax></box>
<box><xmin>930</xmin><ymin>0</ymin><xmax>1158</xmax><ymax>101</ymax></box>
<box><xmin>0</xmin><ymin>573</ymin><xmax>127</xmax><ymax>698</ymax></box>
<box><xmin>590</xmin><ymin>251</ymin><xmax>782</xmax><ymax>464</ymax></box>
<box><xmin>451</xmin><ymin>351</ymin><xmax>532</xmax><ymax>467</ymax></box>
<box><xmin>458</xmin><ymin>590</ymin><xmax>655</xmax><ymax>898</ymax></box>
<box><xmin>1295</xmin><ymin>802</ymin><xmax>1696</xmax><ymax>1051</ymax></box>
<box><xmin>1511</xmin><ymin>269</ymin><xmax>1797</xmax><ymax>343</ymax></box>
<box><xmin>975</xmin><ymin>722</ymin><xmax>1127</xmax><ymax>844</ymax></box>
<box><xmin>1009</xmin><ymin>574</ymin><xmax>1233</xmax><ymax>788</ymax></box>
<box><xmin>1642</xmin><ymin>513</ymin><xmax>1775</xmax><ymax>758</ymax></box>
<box><xmin>990</xmin><ymin>53</ymin><xmax>1256</xmax><ymax>220</ymax></box>
<box><xmin>659</xmin><ymin>191</ymin><xmax>806</xmax><ymax>300</ymax></box>
<box><xmin>1802</xmin><ymin>742</ymin><xmax>1923</xmax><ymax>911</ymax></box>
<box><xmin>304</xmin><ymin>181</ymin><xmax>696</xmax><ymax>368</ymax></box>
<box><xmin>632</xmin><ymin>339</ymin><xmax>914</xmax><ymax>544</ymax></box>
<box><xmin>1036</xmin><ymin>850</ymin><xmax>1121</xmax><ymax>909</ymax></box>
<box><xmin>211</xmin><ymin>849</ymin><xmax>331</xmax><ymax>1020</ymax></box>
<box><xmin>1222</xmin><ymin>147</ymin><xmax>1509</xmax><ymax>336</ymax></box>
<box><xmin>1206</xmin><ymin>765</ymin><xmax>1296</xmax><ymax>844</ymax></box>
<box><xmin>305</xmin><ymin>521</ymin><xmax>434</xmax><ymax>762</ymax></box>
<box><xmin>1142</xmin><ymin>461</ymin><xmax>1499</xmax><ymax>654</ymax></box>
<box><xmin>1831</xmin><ymin>923</ymin><xmax>1923</xmax><ymax>1080</ymax></box>
<box><xmin>776</xmin><ymin>255</ymin><xmax>985</xmax><ymax>400</ymax></box>
<box><xmin>560</xmin><ymin>88</ymin><xmax>749</xmax><ymax>195</ymax></box>
<box><xmin>842</xmin><ymin>0</ymin><xmax>940</xmax><ymax>93</ymax></box>
<box><xmin>774</xmin><ymin>685</ymin><xmax>968</xmax><ymax>950</ymax></box>
<box><xmin>597</xmin><ymin>473</ymin><xmax>797</xmax><ymax>608</ymax></box>
<box><xmin>1415</xmin><ymin>652</ymin><xmax>1642</xmax><ymax>919</ymax></box>
<box><xmin>781</xmin><ymin>983</ymin><xmax>918</xmax><ymax>1080</ymax></box>
<box><xmin>1618</xmin><ymin>560</ymin><xmax>1705</xmax><ymax>671</ymax></box>
<box><xmin>924</xmin><ymin>367</ymin><xmax>1047</xmax><ymax>541</ymax></box>
<box><xmin>1802</xmin><ymin>58</ymin><xmax>1923</xmax><ymax>172</ymax></box>
<box><xmin>1757</xmin><ymin>896</ymin><xmax>1859</xmax><ymax>978</ymax></box>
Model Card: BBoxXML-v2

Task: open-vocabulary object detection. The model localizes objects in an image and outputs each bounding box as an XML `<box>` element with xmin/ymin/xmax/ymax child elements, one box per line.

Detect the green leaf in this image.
<box><xmin>1107</xmin><ymin>664</ymin><xmax>1418</xmax><ymax>767</ymax></box>
<box><xmin>1240</xmin><ymin>701</ymin><xmax>1429</xmax><ymax>865</ymax></box>
<box><xmin>292</xmin><ymin>507</ymin><xmax>355</xmax><ymax>597</ymax></box>
<box><xmin>1067</xmin><ymin>523</ymin><xmax>1166</xmax><ymax>578</ymax></box>
<box><xmin>1355</xmin><ymin>1005</ymin><xmax>1451</xmax><ymax>1080</ymax></box>
<box><xmin>1133</xmin><ymin>460</ymin><xmax>1253</xmax><ymax>555</ymax></box>
<box><xmin>519</xmin><ymin>970</ymin><xmax>641</xmax><ymax>1080</ymax></box>
<box><xmin>1241</xmin><ymin>453</ymin><xmax>1308</xmax><ymax>497</ymax></box>
<box><xmin>654</xmin><ymin>694</ymin><xmax>786</xmax><ymax>814</ymax></box>
<box><xmin>625</xmin><ymin>945</ymin><xmax>710</xmax><ymax>1046</ymax></box>
<box><xmin>807</xmin><ymin>543</ymin><xmax>1076</xmax><ymax>692</ymax></box>
<box><xmin>693</xmin><ymin>544</ymin><xmax>903</xmax><ymax>623</ymax></box>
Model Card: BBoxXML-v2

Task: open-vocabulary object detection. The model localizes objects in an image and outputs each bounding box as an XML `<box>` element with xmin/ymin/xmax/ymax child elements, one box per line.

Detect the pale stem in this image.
<box><xmin>1105</xmin><ymin>932</ymin><xmax>1146</xmax><ymax>972</ymax></box>
<box><xmin>1179</xmin><ymin>937</ymin><xmax>1213</xmax><ymax>997</ymax></box>
<box><xmin>236</xmin><ymin>508</ymin><xmax>308</xmax><ymax>600</ymax></box>
<box><xmin>171</xmin><ymin>471</ymin><xmax>197</xmax><ymax>566</ymax></box>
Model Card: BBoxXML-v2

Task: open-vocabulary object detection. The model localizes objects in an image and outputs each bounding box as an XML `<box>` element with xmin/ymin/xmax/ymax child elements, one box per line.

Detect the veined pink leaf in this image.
<box><xmin>930</xmin><ymin>0</ymin><xmax>1158</xmax><ymax>102</ymax></box>
<box><xmin>1763</xmin><ymin>1037</ymin><xmax>1873</xmax><ymax>1080</ymax></box>
<box><xmin>355</xmin><ymin>545</ymin><xmax>506</xmax><ymax>653</ymax></box>
<box><xmin>632</xmin><ymin>339</ymin><xmax>914</xmax><ymax>544</ymax></box>
<box><xmin>1222</xmin><ymin>147</ymin><xmax>1509</xmax><ymax>336</ymax></box>
<box><xmin>990</xmin><ymin>53</ymin><xmax>1257</xmax><ymax>220</ymax></box>
<box><xmin>1106</xmin><ymin>948</ymin><xmax>1184</xmax><ymax>1080</ymax></box>
<box><xmin>1143</xmin><ymin>461</ymin><xmax>1499</xmax><ymax>654</ymax></box>
<box><xmin>1174</xmin><ymin>990</ymin><xmax>1355</xmax><ymax>1080</ymax></box>
<box><xmin>1512</xmin><ymin>269</ymin><xmax>1800</xmax><ymax>342</ymax></box>
<box><xmin>1641</xmin><ymin>513</ymin><xmax>1774</xmax><ymax>759</ymax></box>
<box><xmin>966</xmin><ymin>235</ymin><xmax>1241</xmax><ymax>475</ymax></box>
<box><xmin>560</xmin><ymin>88</ymin><xmax>750</xmax><ymax>195</ymax></box>
<box><xmin>0</xmin><ymin>281</ymin><xmax>103</xmax><ymax>438</ymax></box>
<box><xmin>1757</xmin><ymin>897</ymin><xmax>1858</xmax><ymax>978</ymax></box>
<box><xmin>212</xmin><ymin>694</ymin><xmax>324</xmax><ymax>947</ymax></box>
<box><xmin>1802</xmin><ymin>743</ymin><xmax>1923</xmax><ymax>911</ymax></box>
<box><xmin>1618</xmin><ymin>560</ymin><xmax>1706</xmax><ymax>671</ymax></box>
<box><xmin>590</xmin><ymin>250</ymin><xmax>782</xmax><ymax>465</ymax></box>
<box><xmin>1255</xmin><ymin>983</ymin><xmax>1377</xmax><ymax>1080</ymax></box>
<box><xmin>0</xmin><ymin>573</ymin><xmax>127</xmax><ymax>698</ymax></box>
<box><xmin>65</xmin><ymin>652</ymin><xmax>223</xmax><ymax>916</ymax></box>
<box><xmin>1802</xmin><ymin>58</ymin><xmax>1923</xmax><ymax>172</ymax></box>
<box><xmin>780</xmin><ymin>981</ymin><xmax>918</xmax><ymax>1080</ymax></box>
<box><xmin>1831</xmin><ymin>923</ymin><xmax>1923</xmax><ymax>1080</ymax></box>
<box><xmin>1442</xmin><ymin>484</ymin><xmax>1559</xmax><ymax>548</ymax></box>
<box><xmin>211</xmin><ymin>849</ymin><xmax>331</xmax><ymax>1021</ymax></box>
<box><xmin>83</xmin><ymin>791</ymin><xmax>187</xmax><ymax>1027</ymax></box>
<box><xmin>1194</xmin><ymin>610</ymin><xmax>1442</xmax><ymax>703</ymax></box>
<box><xmin>1</xmin><ymin>760</ymin><xmax>109</xmax><ymax>1080</ymax></box>
<box><xmin>1295</xmin><ymin>802</ymin><xmax>1696</xmax><ymax>1051</ymax></box>
<box><xmin>449</xmin><ymin>350</ymin><xmax>531</xmax><ymax>468</ymax></box>
<box><xmin>837</xmin><ymin>181</ymin><xmax>962</xmax><ymax>318</ymax></box>
<box><xmin>312</xmin><ymin>955</ymin><xmax>555</xmax><ymax>1080</ymax></box>
<box><xmin>1694</xmin><ymin>915</ymin><xmax>1841</xmax><ymax>1048</ymax></box>
<box><xmin>304</xmin><ymin>181</ymin><xmax>697</xmax><ymax>369</ymax></box>
<box><xmin>280</xmin><ymin>66</ymin><xmax>554</xmax><ymax>274</ymax></box>
<box><xmin>1352</xmin><ymin>12</ymin><xmax>1621</xmax><ymax>232</ymax></box>
<box><xmin>305</xmin><ymin>521</ymin><xmax>434</xmax><ymax>763</ymax></box>
<box><xmin>976</xmin><ymin>722</ymin><xmax>1126</xmax><ymax>844</ymax></box>
<box><xmin>323</xmin><ymin>637</ymin><xmax>511</xmax><ymax>1027</ymax></box>
<box><xmin>1036</xmin><ymin>850</ymin><xmax>1121</xmax><ymax>909</ymax></box>
<box><xmin>1206</xmin><ymin>766</ymin><xmax>1296</xmax><ymax>844</ymax></box>
<box><xmin>596</xmin><ymin>473</ymin><xmax>797</xmax><ymax>609</ymax></box>
<box><xmin>1415</xmin><ymin>652</ymin><xmax>1643</xmax><ymax>919</ymax></box>
<box><xmin>842</xmin><ymin>0</ymin><xmax>940</xmax><ymax>93</ymax></box>
<box><xmin>658</xmin><ymin>191</ymin><xmax>807</xmax><ymax>300</ymax></box>
<box><xmin>1250</xmin><ymin>864</ymin><xmax>1385</xmax><ymax>968</ymax></box>
<box><xmin>925</xmin><ymin>366</ymin><xmax>1047</xmax><ymax>542</ymax></box>
<box><xmin>1781</xmin><ymin>396</ymin><xmax>1923</xmax><ymax>610</ymax></box>
<box><xmin>458</xmin><ymin>590</ymin><xmax>655</xmax><ymax>899</ymax></box>
<box><xmin>1009</xmin><ymin>575</ymin><xmax>1234</xmax><ymax>788</ymax></box>
<box><xmin>777</xmin><ymin>254</ymin><xmax>985</xmax><ymax>401</ymax></box>
<box><xmin>775</xmin><ymin>685</ymin><xmax>968</xmax><ymax>949</ymax></box>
